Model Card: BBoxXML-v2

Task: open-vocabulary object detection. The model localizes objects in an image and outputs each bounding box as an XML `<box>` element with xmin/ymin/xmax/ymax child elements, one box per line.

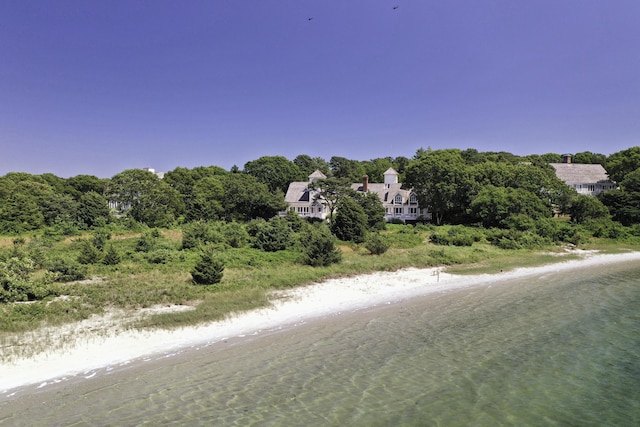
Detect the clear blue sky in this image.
<box><xmin>2</xmin><ymin>1</ymin><xmax>639</xmax><ymax>178</ymax></box>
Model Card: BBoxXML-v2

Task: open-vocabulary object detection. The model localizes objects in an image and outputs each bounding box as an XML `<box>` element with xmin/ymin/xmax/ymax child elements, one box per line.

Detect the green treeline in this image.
<box><xmin>2</xmin><ymin>147</ymin><xmax>640</xmax><ymax>307</ymax></box>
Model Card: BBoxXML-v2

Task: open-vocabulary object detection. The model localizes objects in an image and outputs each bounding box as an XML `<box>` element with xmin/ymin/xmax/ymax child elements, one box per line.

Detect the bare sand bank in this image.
<box><xmin>2</xmin><ymin>250</ymin><xmax>640</xmax><ymax>394</ymax></box>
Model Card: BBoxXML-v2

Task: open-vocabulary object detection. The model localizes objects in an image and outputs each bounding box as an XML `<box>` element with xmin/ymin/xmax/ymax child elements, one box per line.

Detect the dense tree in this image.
<box><xmin>329</xmin><ymin>156</ymin><xmax>365</xmax><ymax>182</ymax></box>
<box><xmin>41</xmin><ymin>193</ymin><xmax>79</xmax><ymax>226</ymax></box>
<box><xmin>164</xmin><ymin>166</ymin><xmax>227</xmax><ymax>215</ymax></box>
<box><xmin>108</xmin><ymin>169</ymin><xmax>184</xmax><ymax>228</ymax></box>
<box><xmin>352</xmin><ymin>191</ymin><xmax>386</xmax><ymax>231</ymax></box>
<box><xmin>572</xmin><ymin>151</ymin><xmax>607</xmax><ymax>165</ymax></box>
<box><xmin>469</xmin><ymin>186</ymin><xmax>552</xmax><ymax>228</ymax></box>
<box><xmin>218</xmin><ymin>174</ymin><xmax>287</xmax><ymax>221</ymax></box>
<box><xmin>362</xmin><ymin>158</ymin><xmax>393</xmax><ymax>183</ymax></box>
<box><xmin>188</xmin><ymin>176</ymin><xmax>225</xmax><ymax>221</ymax></box>
<box><xmin>606</xmin><ymin>146</ymin><xmax>640</xmax><ymax>183</ymax></box>
<box><xmin>405</xmin><ymin>149</ymin><xmax>473</xmax><ymax>225</ymax></box>
<box><xmin>331</xmin><ymin>196</ymin><xmax>368</xmax><ymax>243</ymax></box>
<box><xmin>66</xmin><ymin>174</ymin><xmax>108</xmax><ymax>197</ymax></box>
<box><xmin>569</xmin><ymin>195</ymin><xmax>610</xmax><ymax>224</ymax></box>
<box><xmin>77</xmin><ymin>191</ymin><xmax>110</xmax><ymax>228</ymax></box>
<box><xmin>244</xmin><ymin>156</ymin><xmax>304</xmax><ymax>194</ymax></box>
<box><xmin>598</xmin><ymin>190</ymin><xmax>640</xmax><ymax>226</ymax></box>
<box><xmin>293</xmin><ymin>155</ymin><xmax>331</xmax><ymax>177</ymax></box>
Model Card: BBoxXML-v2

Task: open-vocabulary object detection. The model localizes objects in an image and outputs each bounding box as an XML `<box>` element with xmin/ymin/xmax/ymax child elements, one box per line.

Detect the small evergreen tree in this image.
<box><xmin>103</xmin><ymin>244</ymin><xmax>122</xmax><ymax>265</ymax></box>
<box><xmin>332</xmin><ymin>196</ymin><xmax>368</xmax><ymax>243</ymax></box>
<box><xmin>77</xmin><ymin>239</ymin><xmax>103</xmax><ymax>264</ymax></box>
<box><xmin>300</xmin><ymin>223</ymin><xmax>342</xmax><ymax>267</ymax></box>
<box><xmin>191</xmin><ymin>246</ymin><xmax>225</xmax><ymax>285</ymax></box>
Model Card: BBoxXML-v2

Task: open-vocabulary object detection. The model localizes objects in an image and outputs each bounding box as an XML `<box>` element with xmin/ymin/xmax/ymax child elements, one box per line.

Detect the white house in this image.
<box><xmin>284</xmin><ymin>168</ymin><xmax>429</xmax><ymax>222</ymax></box>
<box><xmin>550</xmin><ymin>154</ymin><xmax>617</xmax><ymax>196</ymax></box>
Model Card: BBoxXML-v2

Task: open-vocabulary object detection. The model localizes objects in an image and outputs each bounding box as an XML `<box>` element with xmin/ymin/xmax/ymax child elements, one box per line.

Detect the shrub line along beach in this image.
<box><xmin>2</xmin><ymin>249</ymin><xmax>639</xmax><ymax>395</ymax></box>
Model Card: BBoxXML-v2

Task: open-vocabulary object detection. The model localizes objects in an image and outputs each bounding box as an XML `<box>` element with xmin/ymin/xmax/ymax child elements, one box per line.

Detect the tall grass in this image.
<box><xmin>2</xmin><ymin>224</ymin><xmax>639</xmax><ymax>339</ymax></box>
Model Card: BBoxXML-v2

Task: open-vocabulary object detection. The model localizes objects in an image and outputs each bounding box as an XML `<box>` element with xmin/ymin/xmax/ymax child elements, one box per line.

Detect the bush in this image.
<box><xmin>300</xmin><ymin>223</ymin><xmax>342</xmax><ymax>267</ymax></box>
<box><xmin>48</xmin><ymin>258</ymin><xmax>88</xmax><ymax>282</ymax></box>
<box><xmin>182</xmin><ymin>221</ymin><xmax>224</xmax><ymax>250</ymax></box>
<box><xmin>364</xmin><ymin>233</ymin><xmax>391</xmax><ymax>255</ymax></box>
<box><xmin>103</xmin><ymin>245</ymin><xmax>122</xmax><ymax>265</ymax></box>
<box><xmin>77</xmin><ymin>239</ymin><xmax>103</xmax><ymax>264</ymax></box>
<box><xmin>191</xmin><ymin>246</ymin><xmax>225</xmax><ymax>285</ymax></box>
<box><xmin>92</xmin><ymin>230</ymin><xmax>112</xmax><ymax>251</ymax></box>
<box><xmin>249</xmin><ymin>217</ymin><xmax>294</xmax><ymax>252</ymax></box>
<box><xmin>429</xmin><ymin>226</ymin><xmax>478</xmax><ymax>247</ymax></box>
<box><xmin>146</xmin><ymin>249</ymin><xmax>176</xmax><ymax>264</ymax></box>
<box><xmin>222</xmin><ymin>222</ymin><xmax>249</xmax><ymax>248</ymax></box>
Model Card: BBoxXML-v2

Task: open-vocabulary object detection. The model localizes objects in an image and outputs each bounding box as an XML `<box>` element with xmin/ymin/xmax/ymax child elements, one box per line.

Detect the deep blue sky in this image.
<box><xmin>2</xmin><ymin>1</ymin><xmax>639</xmax><ymax>178</ymax></box>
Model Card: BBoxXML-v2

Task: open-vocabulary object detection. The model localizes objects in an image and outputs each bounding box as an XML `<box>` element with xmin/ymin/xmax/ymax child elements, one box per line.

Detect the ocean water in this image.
<box><xmin>1</xmin><ymin>260</ymin><xmax>640</xmax><ymax>426</ymax></box>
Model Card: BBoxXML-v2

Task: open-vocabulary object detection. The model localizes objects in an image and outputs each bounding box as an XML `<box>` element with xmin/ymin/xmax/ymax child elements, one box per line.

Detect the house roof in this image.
<box><xmin>550</xmin><ymin>163</ymin><xmax>612</xmax><ymax>184</ymax></box>
<box><xmin>284</xmin><ymin>182</ymin><xmax>314</xmax><ymax>203</ymax></box>
<box><xmin>350</xmin><ymin>182</ymin><xmax>412</xmax><ymax>204</ymax></box>
<box><xmin>384</xmin><ymin>167</ymin><xmax>398</xmax><ymax>175</ymax></box>
<box><xmin>308</xmin><ymin>170</ymin><xmax>327</xmax><ymax>181</ymax></box>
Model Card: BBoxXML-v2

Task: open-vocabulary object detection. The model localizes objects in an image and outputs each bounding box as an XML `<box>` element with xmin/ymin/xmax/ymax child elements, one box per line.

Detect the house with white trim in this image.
<box><xmin>284</xmin><ymin>168</ymin><xmax>429</xmax><ymax>222</ymax></box>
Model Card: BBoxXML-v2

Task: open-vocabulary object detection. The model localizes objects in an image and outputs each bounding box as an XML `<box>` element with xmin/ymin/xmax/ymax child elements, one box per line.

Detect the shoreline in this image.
<box><xmin>2</xmin><ymin>250</ymin><xmax>640</xmax><ymax>395</ymax></box>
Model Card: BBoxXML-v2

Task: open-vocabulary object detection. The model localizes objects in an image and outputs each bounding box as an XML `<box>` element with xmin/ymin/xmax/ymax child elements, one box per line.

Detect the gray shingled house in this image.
<box><xmin>550</xmin><ymin>154</ymin><xmax>617</xmax><ymax>196</ymax></box>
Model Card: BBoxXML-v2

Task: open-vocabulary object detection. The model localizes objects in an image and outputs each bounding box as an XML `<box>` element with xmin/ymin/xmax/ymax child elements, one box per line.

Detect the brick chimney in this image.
<box><xmin>362</xmin><ymin>175</ymin><xmax>369</xmax><ymax>192</ymax></box>
<box><xmin>562</xmin><ymin>153</ymin><xmax>572</xmax><ymax>164</ymax></box>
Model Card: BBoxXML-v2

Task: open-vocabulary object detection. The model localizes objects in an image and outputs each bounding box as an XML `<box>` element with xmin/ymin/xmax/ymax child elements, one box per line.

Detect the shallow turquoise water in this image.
<box><xmin>2</xmin><ymin>260</ymin><xmax>640</xmax><ymax>426</ymax></box>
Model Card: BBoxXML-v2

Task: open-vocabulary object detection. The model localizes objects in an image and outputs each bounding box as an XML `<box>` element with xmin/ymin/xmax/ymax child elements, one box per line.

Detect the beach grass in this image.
<box><xmin>2</xmin><ymin>224</ymin><xmax>640</xmax><ymax>349</ymax></box>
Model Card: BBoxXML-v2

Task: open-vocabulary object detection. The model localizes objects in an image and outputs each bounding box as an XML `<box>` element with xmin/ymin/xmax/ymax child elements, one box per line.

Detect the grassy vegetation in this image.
<box><xmin>1</xmin><ymin>222</ymin><xmax>640</xmax><ymax>342</ymax></box>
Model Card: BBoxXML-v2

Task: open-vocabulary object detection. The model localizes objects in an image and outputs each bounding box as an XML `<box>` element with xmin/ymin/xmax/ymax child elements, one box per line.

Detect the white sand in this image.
<box><xmin>2</xmin><ymin>250</ymin><xmax>640</xmax><ymax>393</ymax></box>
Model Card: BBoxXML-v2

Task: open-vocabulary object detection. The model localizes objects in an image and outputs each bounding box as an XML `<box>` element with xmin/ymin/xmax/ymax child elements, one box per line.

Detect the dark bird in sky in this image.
<box><xmin>307</xmin><ymin>17</ymin><xmax>313</xmax><ymax>21</ymax></box>
<box><xmin>393</xmin><ymin>6</ymin><xmax>399</xmax><ymax>10</ymax></box>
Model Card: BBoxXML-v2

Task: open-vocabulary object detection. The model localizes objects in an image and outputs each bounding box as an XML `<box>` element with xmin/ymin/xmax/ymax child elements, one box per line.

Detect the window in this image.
<box><xmin>394</xmin><ymin>207</ymin><xmax>403</xmax><ymax>215</ymax></box>
<box><xmin>409</xmin><ymin>207</ymin><xmax>418</xmax><ymax>215</ymax></box>
<box><xmin>394</xmin><ymin>194</ymin><xmax>403</xmax><ymax>204</ymax></box>
<box><xmin>409</xmin><ymin>194</ymin><xmax>418</xmax><ymax>204</ymax></box>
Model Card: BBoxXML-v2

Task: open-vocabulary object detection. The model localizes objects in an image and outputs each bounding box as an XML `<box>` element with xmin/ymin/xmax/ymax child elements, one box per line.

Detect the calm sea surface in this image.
<box><xmin>1</xmin><ymin>261</ymin><xmax>640</xmax><ymax>426</ymax></box>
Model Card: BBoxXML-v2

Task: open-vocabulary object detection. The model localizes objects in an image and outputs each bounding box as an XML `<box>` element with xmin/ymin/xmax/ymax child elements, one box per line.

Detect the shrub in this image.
<box><xmin>222</xmin><ymin>222</ymin><xmax>249</xmax><ymax>248</ymax></box>
<box><xmin>77</xmin><ymin>239</ymin><xmax>103</xmax><ymax>264</ymax></box>
<box><xmin>429</xmin><ymin>226</ymin><xmax>477</xmax><ymax>247</ymax></box>
<box><xmin>47</xmin><ymin>258</ymin><xmax>88</xmax><ymax>282</ymax></box>
<box><xmin>92</xmin><ymin>230</ymin><xmax>112</xmax><ymax>251</ymax></box>
<box><xmin>103</xmin><ymin>245</ymin><xmax>122</xmax><ymax>265</ymax></box>
<box><xmin>191</xmin><ymin>246</ymin><xmax>225</xmax><ymax>285</ymax></box>
<box><xmin>300</xmin><ymin>223</ymin><xmax>342</xmax><ymax>267</ymax></box>
<box><xmin>181</xmin><ymin>221</ymin><xmax>224</xmax><ymax>250</ymax></box>
<box><xmin>146</xmin><ymin>249</ymin><xmax>176</xmax><ymax>264</ymax></box>
<box><xmin>250</xmin><ymin>217</ymin><xmax>293</xmax><ymax>252</ymax></box>
<box><xmin>365</xmin><ymin>233</ymin><xmax>391</xmax><ymax>255</ymax></box>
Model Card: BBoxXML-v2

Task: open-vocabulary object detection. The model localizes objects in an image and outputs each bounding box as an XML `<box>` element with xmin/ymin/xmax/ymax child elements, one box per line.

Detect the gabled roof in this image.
<box><xmin>383</xmin><ymin>167</ymin><xmax>398</xmax><ymax>175</ymax></box>
<box><xmin>308</xmin><ymin>170</ymin><xmax>327</xmax><ymax>181</ymax></box>
<box><xmin>285</xmin><ymin>182</ymin><xmax>314</xmax><ymax>203</ymax></box>
<box><xmin>550</xmin><ymin>163</ymin><xmax>612</xmax><ymax>184</ymax></box>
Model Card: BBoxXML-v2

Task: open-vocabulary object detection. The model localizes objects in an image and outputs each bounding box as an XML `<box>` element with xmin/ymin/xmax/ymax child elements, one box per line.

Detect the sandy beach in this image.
<box><xmin>2</xmin><ymin>250</ymin><xmax>640</xmax><ymax>395</ymax></box>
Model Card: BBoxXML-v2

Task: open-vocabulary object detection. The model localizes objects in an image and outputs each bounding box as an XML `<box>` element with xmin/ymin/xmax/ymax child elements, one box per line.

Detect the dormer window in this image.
<box><xmin>409</xmin><ymin>194</ymin><xmax>418</xmax><ymax>204</ymax></box>
<box><xmin>394</xmin><ymin>194</ymin><xmax>403</xmax><ymax>204</ymax></box>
